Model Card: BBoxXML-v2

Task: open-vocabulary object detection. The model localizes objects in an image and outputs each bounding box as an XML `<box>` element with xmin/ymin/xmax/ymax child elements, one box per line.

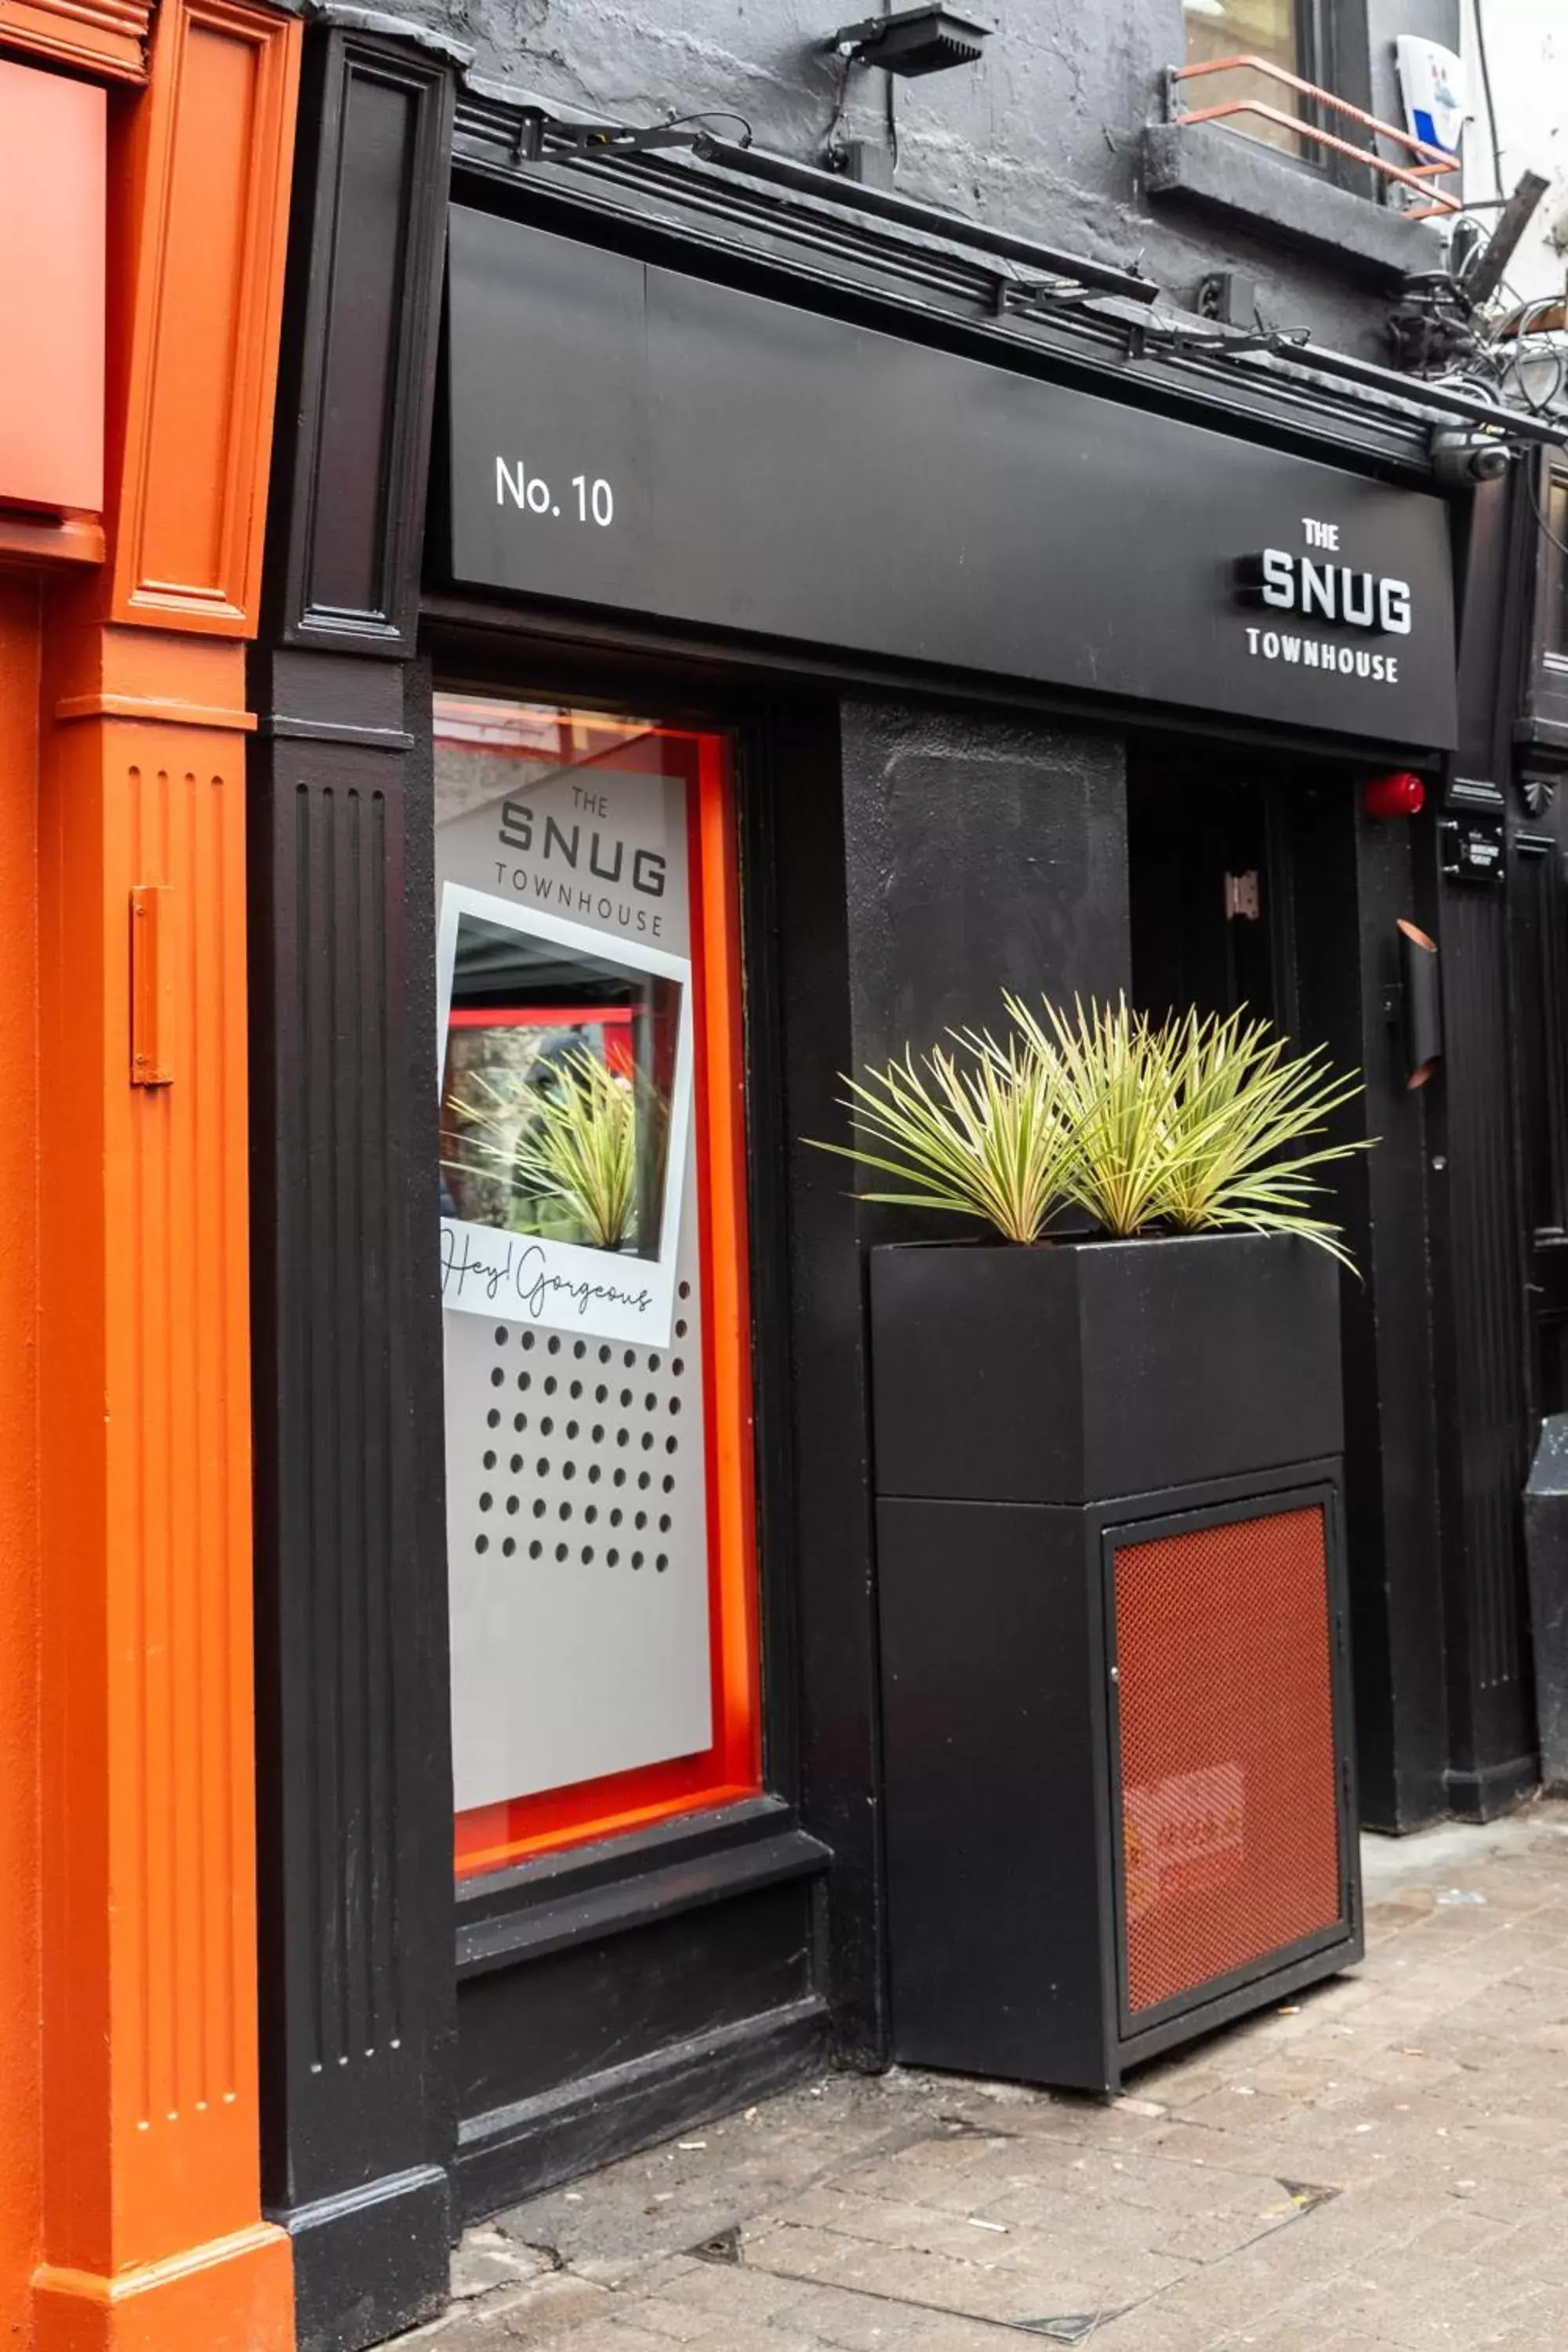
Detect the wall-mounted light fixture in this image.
<box><xmin>1396</xmin><ymin>919</ymin><xmax>1443</xmax><ymax>1090</ymax></box>
<box><xmin>826</xmin><ymin>5</ymin><xmax>991</xmax><ymax>74</ymax></box>
<box><xmin>1363</xmin><ymin>770</ymin><xmax>1426</xmax><ymax>819</ymax></box>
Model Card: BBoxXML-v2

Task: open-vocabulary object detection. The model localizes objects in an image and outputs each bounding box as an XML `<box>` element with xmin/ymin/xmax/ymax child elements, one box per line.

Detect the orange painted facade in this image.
<box><xmin>0</xmin><ymin>0</ymin><xmax>300</xmax><ymax>2342</ymax></box>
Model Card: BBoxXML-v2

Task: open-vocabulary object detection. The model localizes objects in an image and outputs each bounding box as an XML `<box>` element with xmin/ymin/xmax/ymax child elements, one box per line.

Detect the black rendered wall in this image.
<box><xmin>773</xmin><ymin>697</ymin><xmax>1129</xmax><ymax>2064</ymax></box>
<box><xmin>840</xmin><ymin>700</ymin><xmax>1130</xmax><ymax>1066</ymax></box>
<box><xmin>249</xmin><ymin>26</ymin><xmax>458</xmax><ymax>2352</ymax></box>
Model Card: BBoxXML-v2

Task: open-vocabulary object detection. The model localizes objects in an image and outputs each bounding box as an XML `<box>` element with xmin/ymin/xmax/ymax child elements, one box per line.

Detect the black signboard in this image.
<box><xmin>444</xmin><ymin>205</ymin><xmax>1459</xmax><ymax>750</ymax></box>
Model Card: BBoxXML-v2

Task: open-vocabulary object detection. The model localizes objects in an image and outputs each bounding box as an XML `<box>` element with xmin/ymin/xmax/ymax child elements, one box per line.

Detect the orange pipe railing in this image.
<box><xmin>1170</xmin><ymin>53</ymin><xmax>1461</xmax><ymax>219</ymax></box>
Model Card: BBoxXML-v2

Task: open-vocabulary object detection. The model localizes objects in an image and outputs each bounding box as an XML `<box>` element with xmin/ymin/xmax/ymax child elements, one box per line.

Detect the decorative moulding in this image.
<box><xmin>109</xmin><ymin>0</ymin><xmax>302</xmax><ymax>633</ymax></box>
<box><xmin>0</xmin><ymin>0</ymin><xmax>151</xmax><ymax>81</ymax></box>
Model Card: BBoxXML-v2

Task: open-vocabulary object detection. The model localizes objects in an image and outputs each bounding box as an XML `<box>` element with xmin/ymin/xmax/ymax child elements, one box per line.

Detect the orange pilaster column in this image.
<box><xmin>31</xmin><ymin>1</ymin><xmax>300</xmax><ymax>2346</ymax></box>
<box><xmin>0</xmin><ymin>578</ymin><xmax>44</xmax><ymax>2352</ymax></box>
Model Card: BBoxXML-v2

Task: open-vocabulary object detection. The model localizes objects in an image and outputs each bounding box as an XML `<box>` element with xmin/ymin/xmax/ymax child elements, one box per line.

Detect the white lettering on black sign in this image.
<box><xmin>1232</xmin><ymin>516</ymin><xmax>1416</xmax><ymax>691</ymax></box>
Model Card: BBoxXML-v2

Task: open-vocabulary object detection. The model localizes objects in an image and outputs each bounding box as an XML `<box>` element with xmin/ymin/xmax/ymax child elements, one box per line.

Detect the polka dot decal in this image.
<box><xmin>466</xmin><ymin>1305</ymin><xmax>698</xmax><ymax>1580</ymax></box>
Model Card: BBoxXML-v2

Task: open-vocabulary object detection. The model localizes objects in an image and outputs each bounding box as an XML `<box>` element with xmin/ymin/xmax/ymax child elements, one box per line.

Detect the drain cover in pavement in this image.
<box><xmin>1278</xmin><ymin>2180</ymin><xmax>1341</xmax><ymax>2215</ymax></box>
<box><xmin>688</xmin><ymin>2226</ymin><xmax>742</xmax><ymax>2265</ymax></box>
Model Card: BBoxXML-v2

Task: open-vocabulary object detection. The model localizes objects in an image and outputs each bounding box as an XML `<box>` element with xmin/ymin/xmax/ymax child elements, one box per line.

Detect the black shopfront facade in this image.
<box><xmin>246</xmin><ymin>26</ymin><xmax>1558</xmax><ymax>2352</ymax></box>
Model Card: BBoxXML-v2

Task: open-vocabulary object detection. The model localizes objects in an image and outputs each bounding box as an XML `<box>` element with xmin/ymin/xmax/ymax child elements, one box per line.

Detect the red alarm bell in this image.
<box><xmin>1363</xmin><ymin>771</ymin><xmax>1425</xmax><ymax>819</ymax></box>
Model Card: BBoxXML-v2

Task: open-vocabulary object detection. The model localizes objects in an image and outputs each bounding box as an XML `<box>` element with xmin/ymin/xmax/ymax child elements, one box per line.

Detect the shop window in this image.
<box><xmin>1182</xmin><ymin>0</ymin><xmax>1312</xmax><ymax>158</ymax></box>
<box><xmin>434</xmin><ymin>695</ymin><xmax>760</xmax><ymax>1878</ymax></box>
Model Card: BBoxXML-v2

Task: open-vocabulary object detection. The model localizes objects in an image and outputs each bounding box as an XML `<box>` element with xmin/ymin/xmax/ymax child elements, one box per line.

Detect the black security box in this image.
<box><xmin>872</xmin><ymin>1231</ymin><xmax>1362</xmax><ymax>2095</ymax></box>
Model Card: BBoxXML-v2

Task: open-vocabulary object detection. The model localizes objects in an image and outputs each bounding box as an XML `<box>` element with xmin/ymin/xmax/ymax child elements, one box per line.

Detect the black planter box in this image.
<box><xmin>871</xmin><ymin>1230</ymin><xmax>1362</xmax><ymax>2095</ymax></box>
<box><xmin>870</xmin><ymin>1230</ymin><xmax>1344</xmax><ymax>1505</ymax></box>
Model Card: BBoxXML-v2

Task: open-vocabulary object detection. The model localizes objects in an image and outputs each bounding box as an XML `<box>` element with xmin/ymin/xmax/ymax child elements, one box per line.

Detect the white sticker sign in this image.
<box><xmin>435</xmin><ymin>880</ymin><xmax>694</xmax><ymax>1348</ymax></box>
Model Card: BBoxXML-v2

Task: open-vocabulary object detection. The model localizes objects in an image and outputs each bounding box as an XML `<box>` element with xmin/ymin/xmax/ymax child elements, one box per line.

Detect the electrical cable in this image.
<box><xmin>658</xmin><ymin>109</ymin><xmax>755</xmax><ymax>147</ymax></box>
<box><xmin>820</xmin><ymin>46</ymin><xmax>855</xmax><ymax>161</ymax></box>
<box><xmin>882</xmin><ymin>0</ymin><xmax>898</xmax><ymax>169</ymax></box>
<box><xmin>1502</xmin><ymin>296</ymin><xmax>1568</xmax><ymax>413</ymax></box>
<box><xmin>1471</xmin><ymin>0</ymin><xmax>1506</xmax><ymax>203</ymax></box>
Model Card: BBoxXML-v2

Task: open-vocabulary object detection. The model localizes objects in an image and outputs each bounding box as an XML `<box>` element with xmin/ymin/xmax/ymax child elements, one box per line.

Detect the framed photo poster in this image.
<box><xmin>436</xmin><ymin>884</ymin><xmax>695</xmax><ymax>1348</ymax></box>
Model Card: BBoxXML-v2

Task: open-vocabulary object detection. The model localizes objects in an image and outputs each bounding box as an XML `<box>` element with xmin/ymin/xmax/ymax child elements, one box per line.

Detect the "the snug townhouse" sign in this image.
<box><xmin>443</xmin><ymin>205</ymin><xmax>1459</xmax><ymax>751</ymax></box>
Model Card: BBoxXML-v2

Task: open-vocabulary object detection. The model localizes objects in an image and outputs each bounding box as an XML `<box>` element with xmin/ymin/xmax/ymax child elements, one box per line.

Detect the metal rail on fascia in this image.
<box><xmin>684</xmin><ymin>135</ymin><xmax>1159</xmax><ymax>304</ymax></box>
<box><xmin>1137</xmin><ymin>317</ymin><xmax>1568</xmax><ymax>449</ymax></box>
<box><xmin>1279</xmin><ymin>343</ymin><xmax>1566</xmax><ymax>448</ymax></box>
<box><xmin>483</xmin><ymin>102</ymin><xmax>1562</xmax><ymax>452</ymax></box>
<box><xmin>508</xmin><ymin>108</ymin><xmax>1160</xmax><ymax>307</ymax></box>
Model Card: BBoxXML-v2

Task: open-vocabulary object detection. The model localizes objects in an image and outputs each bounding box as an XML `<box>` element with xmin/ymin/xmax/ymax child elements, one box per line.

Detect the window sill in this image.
<box><xmin>1142</xmin><ymin>120</ymin><xmax>1447</xmax><ymax>285</ymax></box>
<box><xmin>454</xmin><ymin>1794</ymin><xmax>830</xmax><ymax>1979</ymax></box>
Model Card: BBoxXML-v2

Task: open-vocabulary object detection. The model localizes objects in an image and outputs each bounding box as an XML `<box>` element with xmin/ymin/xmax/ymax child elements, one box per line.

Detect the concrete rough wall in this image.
<box><xmin>430</xmin><ymin>0</ymin><xmax>1463</xmax><ymax>358</ymax></box>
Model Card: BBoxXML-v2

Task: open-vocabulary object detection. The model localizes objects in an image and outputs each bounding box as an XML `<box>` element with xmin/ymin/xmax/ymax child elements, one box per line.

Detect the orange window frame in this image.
<box><xmin>452</xmin><ymin>720</ymin><xmax>762</xmax><ymax>1878</ymax></box>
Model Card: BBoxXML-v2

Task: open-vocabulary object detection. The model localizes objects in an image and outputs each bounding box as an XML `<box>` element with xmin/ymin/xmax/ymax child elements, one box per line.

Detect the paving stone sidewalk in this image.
<box><xmin>401</xmin><ymin>1803</ymin><xmax>1568</xmax><ymax>2352</ymax></box>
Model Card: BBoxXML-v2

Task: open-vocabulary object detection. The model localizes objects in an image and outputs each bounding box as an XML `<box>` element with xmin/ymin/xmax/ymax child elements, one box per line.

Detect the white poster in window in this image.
<box><xmin>436</xmin><ymin>881</ymin><xmax>694</xmax><ymax>1348</ymax></box>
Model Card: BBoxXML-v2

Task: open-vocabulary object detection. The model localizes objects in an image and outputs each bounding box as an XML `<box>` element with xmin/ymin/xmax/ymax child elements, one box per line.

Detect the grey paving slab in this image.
<box><xmin>390</xmin><ymin>1802</ymin><xmax>1568</xmax><ymax>2352</ymax></box>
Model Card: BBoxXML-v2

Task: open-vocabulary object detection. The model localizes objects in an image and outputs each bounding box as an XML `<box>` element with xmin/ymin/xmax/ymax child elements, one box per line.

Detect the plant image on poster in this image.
<box><xmin>437</xmin><ymin>882</ymin><xmax>694</xmax><ymax>1348</ymax></box>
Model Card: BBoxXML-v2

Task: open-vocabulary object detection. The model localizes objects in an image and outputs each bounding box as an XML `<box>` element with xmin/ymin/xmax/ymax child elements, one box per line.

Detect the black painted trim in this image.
<box><xmin>256</xmin><ymin>715</ymin><xmax>416</xmax><ymax>749</ymax></box>
<box><xmin>1444</xmin><ymin>1751</ymin><xmax>1541</xmax><ymax>1822</ymax></box>
<box><xmin>285</xmin><ymin>2166</ymin><xmax>453</xmax><ymax>2352</ymax></box>
<box><xmin>454</xmin><ymin>1998</ymin><xmax>829</xmax><ymax>2221</ymax></box>
<box><xmin>457</xmin><ymin>1810</ymin><xmax>830</xmax><ymax>1978</ymax></box>
<box><xmin>1424</xmin><ymin>470</ymin><xmax>1542</xmax><ymax>1824</ymax></box>
<box><xmin>419</xmin><ymin>589</ymin><xmax>1452</xmax><ymax>772</ymax></box>
<box><xmin>251</xmin><ymin>26</ymin><xmax>461</xmax><ymax>2352</ymax></box>
<box><xmin>267</xmin><ymin>28</ymin><xmax>454</xmax><ymax>653</ymax></box>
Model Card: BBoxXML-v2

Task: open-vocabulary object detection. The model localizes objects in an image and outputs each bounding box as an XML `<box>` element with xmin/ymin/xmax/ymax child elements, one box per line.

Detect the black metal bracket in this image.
<box><xmin>514</xmin><ymin>107</ymin><xmax>753</xmax><ymax>164</ymax></box>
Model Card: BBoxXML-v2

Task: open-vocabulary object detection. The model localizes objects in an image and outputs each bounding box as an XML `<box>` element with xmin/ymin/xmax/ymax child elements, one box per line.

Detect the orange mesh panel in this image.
<box><xmin>1114</xmin><ymin>1506</ymin><xmax>1341</xmax><ymax>2015</ymax></box>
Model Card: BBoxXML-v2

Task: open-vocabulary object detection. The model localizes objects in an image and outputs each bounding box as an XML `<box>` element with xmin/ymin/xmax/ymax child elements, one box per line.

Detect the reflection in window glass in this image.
<box><xmin>440</xmin><ymin>911</ymin><xmax>680</xmax><ymax>1261</ymax></box>
<box><xmin>1183</xmin><ymin>0</ymin><xmax>1304</xmax><ymax>159</ymax></box>
<box><xmin>1548</xmin><ymin>477</ymin><xmax>1568</xmax><ymax>661</ymax></box>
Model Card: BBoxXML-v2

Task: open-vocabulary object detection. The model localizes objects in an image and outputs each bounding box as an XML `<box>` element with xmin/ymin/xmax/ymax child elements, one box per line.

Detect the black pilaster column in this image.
<box><xmin>1426</xmin><ymin>477</ymin><xmax>1540</xmax><ymax>1820</ymax></box>
<box><xmin>249</xmin><ymin>25</ymin><xmax>458</xmax><ymax>2350</ymax></box>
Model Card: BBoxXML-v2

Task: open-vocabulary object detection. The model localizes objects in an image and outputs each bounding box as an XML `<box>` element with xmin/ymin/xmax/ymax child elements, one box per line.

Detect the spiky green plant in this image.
<box><xmin>511</xmin><ymin>1048</ymin><xmax>642</xmax><ymax>1250</ymax></box>
<box><xmin>999</xmin><ymin>994</ymin><xmax>1178</xmax><ymax>1240</ymax></box>
<box><xmin>444</xmin><ymin>1049</ymin><xmax>648</xmax><ymax>1250</ymax></box>
<box><xmin>443</xmin><ymin>1064</ymin><xmax>542</xmax><ymax>1213</ymax></box>
<box><xmin>808</xmin><ymin>1029</ymin><xmax>1076</xmax><ymax>1245</ymax></box>
<box><xmin>1002</xmin><ymin>993</ymin><xmax>1370</xmax><ymax>1263</ymax></box>
<box><xmin>811</xmin><ymin>992</ymin><xmax>1374</xmax><ymax>1265</ymax></box>
<box><xmin>1138</xmin><ymin>1004</ymin><xmax>1370</xmax><ymax>1265</ymax></box>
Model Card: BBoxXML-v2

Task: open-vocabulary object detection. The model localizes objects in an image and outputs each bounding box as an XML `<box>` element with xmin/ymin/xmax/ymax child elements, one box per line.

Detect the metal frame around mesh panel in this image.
<box><xmin>1105</xmin><ymin>1481</ymin><xmax>1351</xmax><ymax>2034</ymax></box>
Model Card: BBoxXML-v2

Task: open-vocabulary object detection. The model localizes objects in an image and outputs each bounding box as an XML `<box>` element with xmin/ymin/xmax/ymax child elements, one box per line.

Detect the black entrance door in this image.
<box><xmin>1127</xmin><ymin>748</ymin><xmax>1296</xmax><ymax>1036</ymax></box>
<box><xmin>1124</xmin><ymin>741</ymin><xmax>1448</xmax><ymax>1834</ymax></box>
